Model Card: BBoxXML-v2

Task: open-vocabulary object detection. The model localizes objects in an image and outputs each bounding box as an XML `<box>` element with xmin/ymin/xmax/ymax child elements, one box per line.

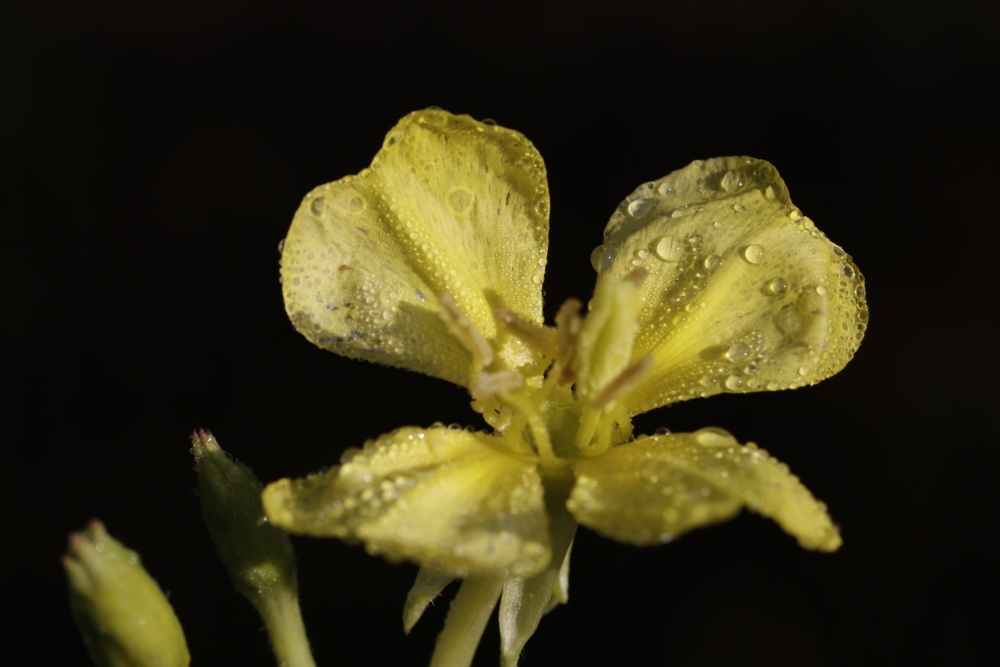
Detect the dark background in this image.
<box><xmin>5</xmin><ymin>1</ymin><xmax>998</xmax><ymax>664</ymax></box>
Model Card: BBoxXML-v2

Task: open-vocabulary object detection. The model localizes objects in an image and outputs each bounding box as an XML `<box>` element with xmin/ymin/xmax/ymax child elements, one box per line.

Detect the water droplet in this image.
<box><xmin>653</xmin><ymin>235</ymin><xmax>684</xmax><ymax>261</ymax></box>
<box><xmin>415</xmin><ymin>289</ymin><xmax>425</xmax><ymax>301</ymax></box>
<box><xmin>699</xmin><ymin>375</ymin><xmax>718</xmax><ymax>388</ymax></box>
<box><xmin>340</xmin><ymin>447</ymin><xmax>362</xmax><ymax>464</ymax></box>
<box><xmin>277</xmin><ymin>238</ymin><xmax>285</xmax><ymax>253</ymax></box>
<box><xmin>815</xmin><ymin>285</ymin><xmax>827</xmax><ymax>295</ymax></box>
<box><xmin>627</xmin><ymin>198</ymin><xmax>652</xmax><ymax>217</ymax></box>
<box><xmin>713</xmin><ymin>220</ymin><xmax>723</xmax><ymax>228</ymax></box>
<box><xmin>842</xmin><ymin>265</ymin><xmax>855</xmax><ymax>277</ymax></box>
<box><xmin>732</xmin><ymin>203</ymin><xmax>747</xmax><ymax>213</ymax></box>
<box><xmin>720</xmin><ymin>170</ymin><xmax>745</xmax><ymax>193</ymax></box>
<box><xmin>670</xmin><ymin>209</ymin><xmax>684</xmax><ymax>219</ymax></box>
<box><xmin>766</xmin><ymin>277</ymin><xmax>788</xmax><ymax>296</ymax></box>
<box><xmin>686</xmin><ymin>233</ymin><xmax>703</xmax><ymax>245</ymax></box>
<box><xmin>385</xmin><ymin>132</ymin><xmax>404</xmax><ymax>147</ymax></box>
<box><xmin>654</xmin><ymin>427</ymin><xmax>671</xmax><ymax>435</ymax></box>
<box><xmin>788</xmin><ymin>208</ymin><xmax>803</xmax><ymax>221</ymax></box>
<box><xmin>803</xmin><ymin>217</ymin><xmax>816</xmax><ymax>231</ymax></box>
<box><xmin>763</xmin><ymin>185</ymin><xmax>776</xmax><ymax>200</ymax></box>
<box><xmin>798</xmin><ymin>366</ymin><xmax>809</xmax><ymax>376</ymax></box>
<box><xmin>310</xmin><ymin>196</ymin><xmax>326</xmax><ymax>217</ymax></box>
<box><xmin>532</xmin><ymin>273</ymin><xmax>544</xmax><ymax>285</ymax></box>
<box><xmin>695</xmin><ymin>427</ymin><xmax>733</xmax><ymax>447</ymax></box>
<box><xmin>703</xmin><ymin>254</ymin><xmax>722</xmax><ymax>270</ymax></box>
<box><xmin>725</xmin><ymin>343</ymin><xmax>751</xmax><ymax>362</ymax></box>
<box><xmin>482</xmin><ymin>118</ymin><xmax>498</xmax><ymax>126</ymax></box>
<box><xmin>741</xmin><ymin>244</ymin><xmax>765</xmax><ymax>264</ymax></box>
<box><xmin>725</xmin><ymin>374</ymin><xmax>744</xmax><ymax>390</ymax></box>
<box><xmin>446</xmin><ymin>187</ymin><xmax>474</xmax><ymax>214</ymax></box>
<box><xmin>349</xmin><ymin>196</ymin><xmax>365</xmax><ymax>212</ymax></box>
<box><xmin>591</xmin><ymin>245</ymin><xmax>616</xmax><ymax>271</ymax></box>
<box><xmin>534</xmin><ymin>196</ymin><xmax>550</xmax><ymax>217</ymax></box>
<box><xmin>656</xmin><ymin>183</ymin><xmax>674</xmax><ymax>196</ymax></box>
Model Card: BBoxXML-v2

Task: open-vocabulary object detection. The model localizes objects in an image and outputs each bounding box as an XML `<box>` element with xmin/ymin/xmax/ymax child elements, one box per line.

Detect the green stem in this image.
<box><xmin>258</xmin><ymin>588</ymin><xmax>316</xmax><ymax>667</ymax></box>
<box><xmin>430</xmin><ymin>575</ymin><xmax>504</xmax><ymax>667</ymax></box>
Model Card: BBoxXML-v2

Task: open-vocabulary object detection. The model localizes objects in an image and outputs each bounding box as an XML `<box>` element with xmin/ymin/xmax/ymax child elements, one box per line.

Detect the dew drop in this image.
<box><xmin>654</xmin><ymin>427</ymin><xmax>671</xmax><ymax>435</ymax></box>
<box><xmin>653</xmin><ymin>235</ymin><xmax>684</xmax><ymax>261</ymax></box>
<box><xmin>703</xmin><ymin>254</ymin><xmax>722</xmax><ymax>270</ymax></box>
<box><xmin>766</xmin><ymin>277</ymin><xmax>788</xmax><ymax>296</ymax></box>
<box><xmin>842</xmin><ymin>265</ymin><xmax>855</xmax><ymax>277</ymax></box>
<box><xmin>656</xmin><ymin>183</ymin><xmax>674</xmax><ymax>196</ymax></box>
<box><xmin>741</xmin><ymin>244</ymin><xmax>765</xmax><ymax>264</ymax></box>
<box><xmin>815</xmin><ymin>285</ymin><xmax>827</xmax><ymax>295</ymax></box>
<box><xmin>627</xmin><ymin>198</ymin><xmax>652</xmax><ymax>217</ymax></box>
<box><xmin>534</xmin><ymin>196</ymin><xmax>550</xmax><ymax>217</ymax></box>
<box><xmin>349</xmin><ymin>196</ymin><xmax>366</xmax><ymax>212</ymax></box>
<box><xmin>446</xmin><ymin>187</ymin><xmax>474</xmax><ymax>214</ymax></box>
<box><xmin>763</xmin><ymin>185</ymin><xmax>776</xmax><ymax>200</ymax></box>
<box><xmin>310</xmin><ymin>196</ymin><xmax>326</xmax><ymax>217</ymax></box>
<box><xmin>670</xmin><ymin>209</ymin><xmax>684</xmax><ymax>219</ymax></box>
<box><xmin>788</xmin><ymin>208</ymin><xmax>803</xmax><ymax>221</ymax></box>
<box><xmin>531</xmin><ymin>273</ymin><xmax>544</xmax><ymax>285</ymax></box>
<box><xmin>725</xmin><ymin>343</ymin><xmax>751</xmax><ymax>362</ymax></box>
<box><xmin>591</xmin><ymin>245</ymin><xmax>616</xmax><ymax>271</ymax></box>
<box><xmin>725</xmin><ymin>374</ymin><xmax>744</xmax><ymax>390</ymax></box>
<box><xmin>720</xmin><ymin>170</ymin><xmax>745</xmax><ymax>193</ymax></box>
<box><xmin>732</xmin><ymin>203</ymin><xmax>747</xmax><ymax>213</ymax></box>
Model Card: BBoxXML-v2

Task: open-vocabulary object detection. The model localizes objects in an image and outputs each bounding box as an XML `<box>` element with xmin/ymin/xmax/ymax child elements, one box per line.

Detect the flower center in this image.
<box><xmin>441</xmin><ymin>271</ymin><xmax>653</xmax><ymax>468</ymax></box>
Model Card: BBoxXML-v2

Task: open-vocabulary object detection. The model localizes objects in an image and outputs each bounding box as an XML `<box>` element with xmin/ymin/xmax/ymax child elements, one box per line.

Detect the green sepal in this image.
<box><xmin>63</xmin><ymin>520</ymin><xmax>190</xmax><ymax>667</ymax></box>
<box><xmin>498</xmin><ymin>476</ymin><xmax>577</xmax><ymax>667</ymax></box>
<box><xmin>403</xmin><ymin>566</ymin><xmax>455</xmax><ymax>633</ymax></box>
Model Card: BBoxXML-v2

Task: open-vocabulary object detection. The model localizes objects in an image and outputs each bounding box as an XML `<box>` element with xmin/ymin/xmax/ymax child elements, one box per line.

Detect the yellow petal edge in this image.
<box><xmin>593</xmin><ymin>157</ymin><xmax>868</xmax><ymax>415</ymax></box>
<box><xmin>568</xmin><ymin>428</ymin><xmax>841</xmax><ymax>551</ymax></box>
<box><xmin>280</xmin><ymin>109</ymin><xmax>550</xmax><ymax>386</ymax></box>
<box><xmin>262</xmin><ymin>425</ymin><xmax>551</xmax><ymax>577</ymax></box>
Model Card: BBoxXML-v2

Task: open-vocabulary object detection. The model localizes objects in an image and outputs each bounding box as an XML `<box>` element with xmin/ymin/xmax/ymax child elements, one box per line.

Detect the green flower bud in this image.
<box><xmin>191</xmin><ymin>430</ymin><xmax>315</xmax><ymax>667</ymax></box>
<box><xmin>63</xmin><ymin>520</ymin><xmax>190</xmax><ymax>667</ymax></box>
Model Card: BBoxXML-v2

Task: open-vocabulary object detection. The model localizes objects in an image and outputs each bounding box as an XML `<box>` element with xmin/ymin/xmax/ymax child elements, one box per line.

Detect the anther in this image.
<box><xmin>439</xmin><ymin>292</ymin><xmax>494</xmax><ymax>367</ymax></box>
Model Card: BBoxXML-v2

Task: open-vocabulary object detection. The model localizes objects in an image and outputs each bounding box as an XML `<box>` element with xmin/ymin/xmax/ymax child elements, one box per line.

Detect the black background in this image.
<box><xmin>5</xmin><ymin>1</ymin><xmax>998</xmax><ymax>665</ymax></box>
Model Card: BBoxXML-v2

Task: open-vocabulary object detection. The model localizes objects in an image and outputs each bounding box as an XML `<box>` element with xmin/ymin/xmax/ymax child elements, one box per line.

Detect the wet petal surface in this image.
<box><xmin>594</xmin><ymin>157</ymin><xmax>867</xmax><ymax>414</ymax></box>
<box><xmin>263</xmin><ymin>426</ymin><xmax>551</xmax><ymax>577</ymax></box>
<box><xmin>281</xmin><ymin>109</ymin><xmax>549</xmax><ymax>385</ymax></box>
<box><xmin>568</xmin><ymin>428</ymin><xmax>841</xmax><ymax>551</ymax></box>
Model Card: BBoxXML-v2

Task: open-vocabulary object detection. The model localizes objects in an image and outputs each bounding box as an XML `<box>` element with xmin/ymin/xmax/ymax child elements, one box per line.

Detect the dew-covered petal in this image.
<box><xmin>594</xmin><ymin>157</ymin><xmax>868</xmax><ymax>414</ymax></box>
<box><xmin>281</xmin><ymin>109</ymin><xmax>550</xmax><ymax>385</ymax></box>
<box><xmin>262</xmin><ymin>425</ymin><xmax>550</xmax><ymax>577</ymax></box>
<box><xmin>568</xmin><ymin>428</ymin><xmax>841</xmax><ymax>551</ymax></box>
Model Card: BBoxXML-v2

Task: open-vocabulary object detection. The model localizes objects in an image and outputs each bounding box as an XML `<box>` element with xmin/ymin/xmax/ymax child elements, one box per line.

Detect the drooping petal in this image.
<box><xmin>281</xmin><ymin>109</ymin><xmax>550</xmax><ymax>385</ymax></box>
<box><xmin>593</xmin><ymin>157</ymin><xmax>868</xmax><ymax>415</ymax></box>
<box><xmin>568</xmin><ymin>428</ymin><xmax>841</xmax><ymax>551</ymax></box>
<box><xmin>262</xmin><ymin>426</ymin><xmax>551</xmax><ymax>577</ymax></box>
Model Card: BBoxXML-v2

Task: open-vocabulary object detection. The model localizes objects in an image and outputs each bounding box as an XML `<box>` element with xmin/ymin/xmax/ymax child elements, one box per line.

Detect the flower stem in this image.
<box><xmin>430</xmin><ymin>575</ymin><xmax>504</xmax><ymax>667</ymax></box>
<box><xmin>259</xmin><ymin>588</ymin><xmax>316</xmax><ymax>667</ymax></box>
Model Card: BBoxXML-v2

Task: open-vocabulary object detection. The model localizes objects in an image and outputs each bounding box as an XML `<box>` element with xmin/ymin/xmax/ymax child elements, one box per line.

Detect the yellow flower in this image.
<box><xmin>262</xmin><ymin>109</ymin><xmax>868</xmax><ymax>666</ymax></box>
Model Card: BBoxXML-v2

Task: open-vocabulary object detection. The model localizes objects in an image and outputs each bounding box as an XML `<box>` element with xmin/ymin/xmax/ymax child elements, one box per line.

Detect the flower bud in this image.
<box><xmin>63</xmin><ymin>520</ymin><xmax>190</xmax><ymax>667</ymax></box>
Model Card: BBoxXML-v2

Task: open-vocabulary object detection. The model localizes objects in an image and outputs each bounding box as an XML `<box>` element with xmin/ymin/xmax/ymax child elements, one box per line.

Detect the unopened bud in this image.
<box><xmin>63</xmin><ymin>520</ymin><xmax>190</xmax><ymax>667</ymax></box>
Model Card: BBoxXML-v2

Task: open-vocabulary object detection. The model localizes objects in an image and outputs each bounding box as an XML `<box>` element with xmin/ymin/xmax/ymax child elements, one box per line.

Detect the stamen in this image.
<box><xmin>590</xmin><ymin>354</ymin><xmax>653</xmax><ymax>410</ymax></box>
<box><xmin>494</xmin><ymin>309</ymin><xmax>557</xmax><ymax>355</ymax></box>
<box><xmin>470</xmin><ymin>370</ymin><xmax>524</xmax><ymax>398</ymax></box>
<box><xmin>554</xmin><ymin>299</ymin><xmax>582</xmax><ymax>384</ymax></box>
<box><xmin>500</xmin><ymin>391</ymin><xmax>557</xmax><ymax>469</ymax></box>
<box><xmin>439</xmin><ymin>292</ymin><xmax>494</xmax><ymax>367</ymax></box>
<box><xmin>624</xmin><ymin>267</ymin><xmax>649</xmax><ymax>287</ymax></box>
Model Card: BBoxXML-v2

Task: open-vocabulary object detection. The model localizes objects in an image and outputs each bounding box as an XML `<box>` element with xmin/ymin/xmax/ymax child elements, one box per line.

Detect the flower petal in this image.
<box><xmin>280</xmin><ymin>109</ymin><xmax>549</xmax><ymax>385</ymax></box>
<box><xmin>262</xmin><ymin>425</ymin><xmax>551</xmax><ymax>577</ymax></box>
<box><xmin>568</xmin><ymin>428</ymin><xmax>841</xmax><ymax>551</ymax></box>
<box><xmin>594</xmin><ymin>157</ymin><xmax>868</xmax><ymax>414</ymax></box>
